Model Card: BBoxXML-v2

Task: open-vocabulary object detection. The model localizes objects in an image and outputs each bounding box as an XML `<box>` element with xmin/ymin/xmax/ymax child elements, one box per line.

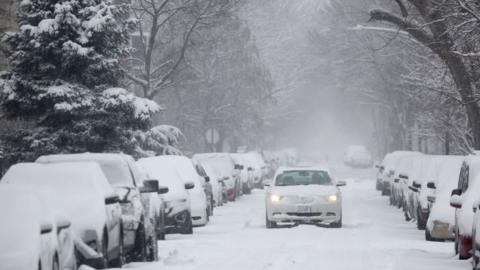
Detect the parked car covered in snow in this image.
<box><xmin>0</xmin><ymin>185</ymin><xmax>76</xmax><ymax>270</ymax></box>
<box><xmin>193</xmin><ymin>153</ymin><xmax>239</xmax><ymax>202</ymax></box>
<box><xmin>192</xmin><ymin>157</ymin><xmax>225</xmax><ymax>207</ymax></box>
<box><xmin>1</xmin><ymin>162</ymin><xmax>123</xmax><ymax>268</ymax></box>
<box><xmin>137</xmin><ymin>156</ymin><xmax>194</xmax><ymax>234</ymax></box>
<box><xmin>425</xmin><ymin>156</ymin><xmax>463</xmax><ymax>241</ymax></box>
<box><xmin>192</xmin><ymin>159</ymin><xmax>214</xmax><ymax>216</ymax></box>
<box><xmin>154</xmin><ymin>155</ymin><xmax>209</xmax><ymax>226</ymax></box>
<box><xmin>450</xmin><ymin>155</ymin><xmax>480</xmax><ymax>260</ymax></box>
<box><xmin>36</xmin><ymin>153</ymin><xmax>161</xmax><ymax>262</ymax></box>
<box><xmin>231</xmin><ymin>153</ymin><xmax>254</xmax><ymax>194</ymax></box>
<box><xmin>265</xmin><ymin>167</ymin><xmax>346</xmax><ymax>228</ymax></box>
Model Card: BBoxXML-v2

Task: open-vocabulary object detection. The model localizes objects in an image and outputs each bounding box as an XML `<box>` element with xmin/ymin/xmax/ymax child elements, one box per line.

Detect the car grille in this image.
<box><xmin>286</xmin><ymin>212</ymin><xmax>322</xmax><ymax>217</ymax></box>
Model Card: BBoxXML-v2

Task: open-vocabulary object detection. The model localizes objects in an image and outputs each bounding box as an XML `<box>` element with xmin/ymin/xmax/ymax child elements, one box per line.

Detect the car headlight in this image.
<box><xmin>270</xmin><ymin>194</ymin><xmax>282</xmax><ymax>203</ymax></box>
<box><xmin>328</xmin><ymin>194</ymin><xmax>338</xmax><ymax>203</ymax></box>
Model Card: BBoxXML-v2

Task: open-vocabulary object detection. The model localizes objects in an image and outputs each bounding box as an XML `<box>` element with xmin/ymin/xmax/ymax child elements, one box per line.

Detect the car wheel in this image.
<box><xmin>182</xmin><ymin>213</ymin><xmax>194</xmax><ymax>234</ymax></box>
<box><xmin>101</xmin><ymin>235</ymin><xmax>109</xmax><ymax>269</ymax></box>
<box><xmin>266</xmin><ymin>213</ymin><xmax>276</xmax><ymax>228</ymax></box>
<box><xmin>455</xmin><ymin>229</ymin><xmax>459</xmax><ymax>255</ymax></box>
<box><xmin>146</xmin><ymin>229</ymin><xmax>158</xmax><ymax>262</ymax></box>
<box><xmin>331</xmin><ymin>214</ymin><xmax>343</xmax><ymax>228</ymax></box>
<box><xmin>132</xmin><ymin>224</ymin><xmax>147</xmax><ymax>262</ymax></box>
<box><xmin>425</xmin><ymin>229</ymin><xmax>434</xmax><ymax>241</ymax></box>
<box><xmin>52</xmin><ymin>255</ymin><xmax>59</xmax><ymax>270</ymax></box>
<box><xmin>110</xmin><ymin>229</ymin><xmax>126</xmax><ymax>267</ymax></box>
<box><xmin>206</xmin><ymin>209</ymin><xmax>210</xmax><ymax>223</ymax></box>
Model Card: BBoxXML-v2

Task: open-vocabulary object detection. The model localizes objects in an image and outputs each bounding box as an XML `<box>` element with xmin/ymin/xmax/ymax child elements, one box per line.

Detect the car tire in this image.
<box><xmin>133</xmin><ymin>224</ymin><xmax>147</xmax><ymax>262</ymax></box>
<box><xmin>417</xmin><ymin>208</ymin><xmax>426</xmax><ymax>230</ymax></box>
<box><xmin>206</xmin><ymin>209</ymin><xmax>210</xmax><ymax>223</ymax></box>
<box><xmin>266</xmin><ymin>213</ymin><xmax>276</xmax><ymax>229</ymax></box>
<box><xmin>52</xmin><ymin>255</ymin><xmax>59</xmax><ymax>270</ymax></box>
<box><xmin>146</xmin><ymin>229</ymin><xmax>158</xmax><ymax>262</ymax></box>
<box><xmin>473</xmin><ymin>238</ymin><xmax>479</xmax><ymax>270</ymax></box>
<box><xmin>182</xmin><ymin>213</ymin><xmax>194</xmax><ymax>234</ymax></box>
<box><xmin>110</xmin><ymin>229</ymin><xmax>126</xmax><ymax>267</ymax></box>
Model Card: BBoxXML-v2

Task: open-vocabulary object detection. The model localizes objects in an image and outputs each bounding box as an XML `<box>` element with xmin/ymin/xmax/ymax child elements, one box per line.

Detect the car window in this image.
<box><xmin>275</xmin><ymin>170</ymin><xmax>332</xmax><ymax>186</ymax></box>
<box><xmin>98</xmin><ymin>160</ymin><xmax>135</xmax><ymax>187</ymax></box>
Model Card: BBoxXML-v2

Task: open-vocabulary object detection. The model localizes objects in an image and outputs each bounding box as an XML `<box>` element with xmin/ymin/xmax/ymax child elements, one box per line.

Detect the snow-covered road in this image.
<box><xmin>120</xmin><ymin>167</ymin><xmax>470</xmax><ymax>270</ymax></box>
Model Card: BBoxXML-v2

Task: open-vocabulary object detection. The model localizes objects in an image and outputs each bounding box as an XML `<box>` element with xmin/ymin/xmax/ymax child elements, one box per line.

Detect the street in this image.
<box><xmin>117</xmin><ymin>167</ymin><xmax>470</xmax><ymax>270</ymax></box>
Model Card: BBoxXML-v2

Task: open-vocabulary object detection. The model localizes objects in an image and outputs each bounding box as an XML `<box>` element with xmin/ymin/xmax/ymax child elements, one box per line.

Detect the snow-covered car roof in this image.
<box><xmin>36</xmin><ymin>152</ymin><xmax>138</xmax><ymax>187</ymax></box>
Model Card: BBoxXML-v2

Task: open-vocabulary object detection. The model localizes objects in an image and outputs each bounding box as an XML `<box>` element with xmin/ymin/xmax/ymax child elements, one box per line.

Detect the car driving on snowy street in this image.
<box><xmin>265</xmin><ymin>167</ymin><xmax>346</xmax><ymax>228</ymax></box>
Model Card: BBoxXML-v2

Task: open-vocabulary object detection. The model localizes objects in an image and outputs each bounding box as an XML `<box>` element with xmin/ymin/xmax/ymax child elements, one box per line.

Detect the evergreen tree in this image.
<box><xmin>0</xmin><ymin>0</ymin><xmax>165</xmax><ymax>163</ymax></box>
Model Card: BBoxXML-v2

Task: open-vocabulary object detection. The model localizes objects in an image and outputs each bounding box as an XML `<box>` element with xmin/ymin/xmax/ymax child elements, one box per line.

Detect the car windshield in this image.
<box><xmin>275</xmin><ymin>170</ymin><xmax>332</xmax><ymax>186</ymax></box>
<box><xmin>98</xmin><ymin>160</ymin><xmax>135</xmax><ymax>187</ymax></box>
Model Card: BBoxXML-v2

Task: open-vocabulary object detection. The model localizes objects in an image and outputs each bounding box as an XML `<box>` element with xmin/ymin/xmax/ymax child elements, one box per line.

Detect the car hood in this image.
<box><xmin>269</xmin><ymin>185</ymin><xmax>338</xmax><ymax>196</ymax></box>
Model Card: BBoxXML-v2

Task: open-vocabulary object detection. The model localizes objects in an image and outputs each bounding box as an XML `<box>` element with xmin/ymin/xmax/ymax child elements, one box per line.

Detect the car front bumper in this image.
<box><xmin>267</xmin><ymin>202</ymin><xmax>341</xmax><ymax>224</ymax></box>
<box><xmin>165</xmin><ymin>210</ymin><xmax>191</xmax><ymax>233</ymax></box>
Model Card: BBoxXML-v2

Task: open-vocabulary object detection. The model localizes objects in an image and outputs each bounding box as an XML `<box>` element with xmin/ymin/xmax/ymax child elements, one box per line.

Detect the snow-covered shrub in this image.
<box><xmin>0</xmin><ymin>0</ymin><xmax>179</xmax><ymax>164</ymax></box>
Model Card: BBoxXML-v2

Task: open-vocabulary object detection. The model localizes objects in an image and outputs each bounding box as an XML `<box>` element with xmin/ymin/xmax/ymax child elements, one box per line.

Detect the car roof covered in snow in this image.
<box><xmin>36</xmin><ymin>152</ymin><xmax>140</xmax><ymax>187</ymax></box>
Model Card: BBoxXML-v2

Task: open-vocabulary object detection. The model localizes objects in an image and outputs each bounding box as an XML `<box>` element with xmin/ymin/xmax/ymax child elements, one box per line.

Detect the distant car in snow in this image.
<box><xmin>193</xmin><ymin>153</ymin><xmax>239</xmax><ymax>202</ymax></box>
<box><xmin>36</xmin><ymin>153</ymin><xmax>162</xmax><ymax>263</ymax></box>
<box><xmin>0</xmin><ymin>185</ymin><xmax>76</xmax><ymax>270</ymax></box>
<box><xmin>265</xmin><ymin>167</ymin><xmax>346</xmax><ymax>228</ymax></box>
<box><xmin>343</xmin><ymin>145</ymin><xmax>373</xmax><ymax>168</ymax></box>
<box><xmin>1</xmin><ymin>162</ymin><xmax>123</xmax><ymax>268</ymax></box>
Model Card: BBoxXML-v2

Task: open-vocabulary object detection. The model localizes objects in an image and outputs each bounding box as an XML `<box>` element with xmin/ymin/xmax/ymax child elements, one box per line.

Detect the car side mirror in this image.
<box><xmin>185</xmin><ymin>182</ymin><xmax>195</xmax><ymax>190</ymax></box>
<box><xmin>158</xmin><ymin>185</ymin><xmax>169</xmax><ymax>195</ymax></box>
<box><xmin>451</xmin><ymin>188</ymin><xmax>462</xmax><ymax>196</ymax></box>
<box><xmin>105</xmin><ymin>194</ymin><xmax>120</xmax><ymax>205</ymax></box>
<box><xmin>409</xmin><ymin>186</ymin><xmax>418</xmax><ymax>192</ymax></box>
<box><xmin>336</xmin><ymin>180</ymin><xmax>346</xmax><ymax>187</ymax></box>
<box><xmin>450</xmin><ymin>194</ymin><xmax>462</xmax><ymax>208</ymax></box>
<box><xmin>399</xmin><ymin>174</ymin><xmax>408</xmax><ymax>180</ymax></box>
<box><xmin>412</xmin><ymin>181</ymin><xmax>421</xmax><ymax>189</ymax></box>
<box><xmin>234</xmin><ymin>164</ymin><xmax>244</xmax><ymax>170</ymax></box>
<box><xmin>56</xmin><ymin>216</ymin><xmax>72</xmax><ymax>231</ymax></box>
<box><xmin>427</xmin><ymin>195</ymin><xmax>435</xmax><ymax>203</ymax></box>
<box><xmin>204</xmin><ymin>176</ymin><xmax>210</xmax><ymax>183</ymax></box>
<box><xmin>40</xmin><ymin>222</ymin><xmax>53</xmax><ymax>234</ymax></box>
<box><xmin>427</xmin><ymin>182</ymin><xmax>436</xmax><ymax>189</ymax></box>
<box><xmin>141</xmin><ymin>179</ymin><xmax>160</xmax><ymax>193</ymax></box>
<box><xmin>394</xmin><ymin>178</ymin><xmax>399</xmax><ymax>183</ymax></box>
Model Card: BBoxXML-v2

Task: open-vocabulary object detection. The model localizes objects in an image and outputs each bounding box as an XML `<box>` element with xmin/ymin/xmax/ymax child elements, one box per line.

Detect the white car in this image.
<box><xmin>425</xmin><ymin>156</ymin><xmax>463</xmax><ymax>241</ymax></box>
<box><xmin>137</xmin><ymin>157</ymin><xmax>194</xmax><ymax>234</ymax></box>
<box><xmin>343</xmin><ymin>145</ymin><xmax>372</xmax><ymax>168</ymax></box>
<box><xmin>2</xmin><ymin>162</ymin><xmax>124</xmax><ymax>268</ymax></box>
<box><xmin>265</xmin><ymin>167</ymin><xmax>346</xmax><ymax>228</ymax></box>
<box><xmin>37</xmin><ymin>153</ymin><xmax>162</xmax><ymax>262</ymax></box>
<box><xmin>148</xmin><ymin>156</ymin><xmax>209</xmax><ymax>226</ymax></box>
<box><xmin>0</xmin><ymin>185</ymin><xmax>76</xmax><ymax>270</ymax></box>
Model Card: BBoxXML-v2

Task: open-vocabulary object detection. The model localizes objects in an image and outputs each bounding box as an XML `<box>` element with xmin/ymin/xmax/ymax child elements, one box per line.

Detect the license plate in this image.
<box><xmin>297</xmin><ymin>205</ymin><xmax>312</xmax><ymax>212</ymax></box>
